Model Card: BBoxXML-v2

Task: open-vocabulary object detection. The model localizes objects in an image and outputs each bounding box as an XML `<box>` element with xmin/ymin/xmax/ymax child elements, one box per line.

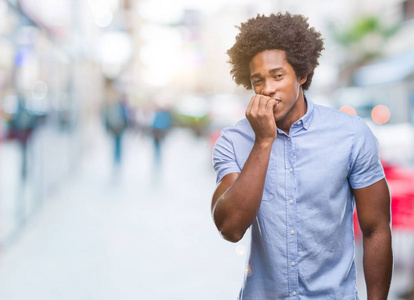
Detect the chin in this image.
<box><xmin>273</xmin><ymin>113</ymin><xmax>284</xmax><ymax>122</ymax></box>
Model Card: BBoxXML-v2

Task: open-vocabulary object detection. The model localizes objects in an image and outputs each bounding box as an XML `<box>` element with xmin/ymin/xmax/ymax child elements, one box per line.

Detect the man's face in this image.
<box><xmin>249</xmin><ymin>49</ymin><xmax>307</xmax><ymax>127</ymax></box>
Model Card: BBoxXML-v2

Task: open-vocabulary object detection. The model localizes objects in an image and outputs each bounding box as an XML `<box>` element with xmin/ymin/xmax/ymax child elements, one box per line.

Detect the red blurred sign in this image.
<box><xmin>354</xmin><ymin>161</ymin><xmax>414</xmax><ymax>240</ymax></box>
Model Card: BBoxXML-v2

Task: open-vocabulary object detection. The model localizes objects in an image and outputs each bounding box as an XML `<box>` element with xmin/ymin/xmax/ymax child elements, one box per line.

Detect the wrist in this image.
<box><xmin>254</xmin><ymin>138</ymin><xmax>274</xmax><ymax>149</ymax></box>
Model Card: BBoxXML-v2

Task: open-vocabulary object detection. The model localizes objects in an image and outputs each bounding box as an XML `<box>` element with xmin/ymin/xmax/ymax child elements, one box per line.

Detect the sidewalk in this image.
<box><xmin>0</xmin><ymin>128</ymin><xmax>248</xmax><ymax>300</ymax></box>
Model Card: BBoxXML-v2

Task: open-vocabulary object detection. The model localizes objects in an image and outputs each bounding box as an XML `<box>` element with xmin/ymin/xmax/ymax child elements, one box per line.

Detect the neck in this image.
<box><xmin>277</xmin><ymin>93</ymin><xmax>307</xmax><ymax>135</ymax></box>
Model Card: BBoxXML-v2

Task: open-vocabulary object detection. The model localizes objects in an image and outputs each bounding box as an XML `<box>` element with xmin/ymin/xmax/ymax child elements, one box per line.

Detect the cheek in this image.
<box><xmin>289</xmin><ymin>81</ymin><xmax>301</xmax><ymax>96</ymax></box>
<box><xmin>251</xmin><ymin>85</ymin><xmax>260</xmax><ymax>95</ymax></box>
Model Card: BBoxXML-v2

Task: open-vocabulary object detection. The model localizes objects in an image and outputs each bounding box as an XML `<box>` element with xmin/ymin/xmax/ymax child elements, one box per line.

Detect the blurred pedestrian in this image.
<box><xmin>104</xmin><ymin>95</ymin><xmax>129</xmax><ymax>168</ymax></box>
<box><xmin>9</xmin><ymin>99</ymin><xmax>39</xmax><ymax>180</ymax></box>
<box><xmin>151</xmin><ymin>108</ymin><xmax>173</xmax><ymax>163</ymax></box>
<box><xmin>211</xmin><ymin>12</ymin><xmax>392</xmax><ymax>299</ymax></box>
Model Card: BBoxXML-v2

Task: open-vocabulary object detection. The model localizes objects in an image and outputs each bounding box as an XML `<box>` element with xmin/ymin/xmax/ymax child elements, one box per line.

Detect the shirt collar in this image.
<box><xmin>293</xmin><ymin>95</ymin><xmax>314</xmax><ymax>131</ymax></box>
<box><xmin>276</xmin><ymin>95</ymin><xmax>315</xmax><ymax>136</ymax></box>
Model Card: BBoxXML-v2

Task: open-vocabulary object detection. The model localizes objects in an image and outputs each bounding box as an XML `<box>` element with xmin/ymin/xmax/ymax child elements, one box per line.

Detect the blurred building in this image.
<box><xmin>329</xmin><ymin>0</ymin><xmax>414</xmax><ymax>165</ymax></box>
<box><xmin>0</xmin><ymin>0</ymin><xmax>109</xmax><ymax>248</ymax></box>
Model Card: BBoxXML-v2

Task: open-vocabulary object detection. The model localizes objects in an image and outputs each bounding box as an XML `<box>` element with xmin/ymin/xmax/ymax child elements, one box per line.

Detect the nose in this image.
<box><xmin>261</xmin><ymin>79</ymin><xmax>277</xmax><ymax>96</ymax></box>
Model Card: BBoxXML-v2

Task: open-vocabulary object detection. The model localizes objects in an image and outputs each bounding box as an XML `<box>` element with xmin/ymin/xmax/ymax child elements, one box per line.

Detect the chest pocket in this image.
<box><xmin>262</xmin><ymin>163</ymin><xmax>276</xmax><ymax>201</ymax></box>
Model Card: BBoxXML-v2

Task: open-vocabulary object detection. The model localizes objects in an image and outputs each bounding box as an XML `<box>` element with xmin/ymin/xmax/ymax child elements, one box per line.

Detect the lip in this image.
<box><xmin>273</xmin><ymin>99</ymin><xmax>281</xmax><ymax>109</ymax></box>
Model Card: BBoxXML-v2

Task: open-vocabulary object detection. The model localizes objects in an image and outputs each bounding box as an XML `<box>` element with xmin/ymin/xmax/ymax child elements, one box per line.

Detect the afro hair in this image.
<box><xmin>227</xmin><ymin>12</ymin><xmax>324</xmax><ymax>91</ymax></box>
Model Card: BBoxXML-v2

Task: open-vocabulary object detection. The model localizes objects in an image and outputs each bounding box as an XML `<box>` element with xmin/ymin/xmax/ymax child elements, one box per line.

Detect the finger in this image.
<box><xmin>265</xmin><ymin>99</ymin><xmax>277</xmax><ymax>111</ymax></box>
<box><xmin>246</xmin><ymin>96</ymin><xmax>255</xmax><ymax>117</ymax></box>
<box><xmin>250</xmin><ymin>95</ymin><xmax>262</xmax><ymax>115</ymax></box>
<box><xmin>258</xmin><ymin>95</ymin><xmax>272</xmax><ymax>113</ymax></box>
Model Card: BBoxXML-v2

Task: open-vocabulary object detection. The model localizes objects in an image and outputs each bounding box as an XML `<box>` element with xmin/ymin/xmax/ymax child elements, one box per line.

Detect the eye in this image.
<box><xmin>273</xmin><ymin>74</ymin><xmax>283</xmax><ymax>79</ymax></box>
<box><xmin>252</xmin><ymin>80</ymin><xmax>262</xmax><ymax>86</ymax></box>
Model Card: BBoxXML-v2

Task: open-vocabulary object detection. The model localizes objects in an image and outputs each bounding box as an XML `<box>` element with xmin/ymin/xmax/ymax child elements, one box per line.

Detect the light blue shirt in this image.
<box><xmin>212</xmin><ymin>97</ymin><xmax>385</xmax><ymax>299</ymax></box>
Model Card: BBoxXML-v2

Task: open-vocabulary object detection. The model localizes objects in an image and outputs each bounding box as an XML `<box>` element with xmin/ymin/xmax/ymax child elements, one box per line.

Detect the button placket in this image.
<box><xmin>286</xmin><ymin>132</ymin><xmax>298</xmax><ymax>296</ymax></box>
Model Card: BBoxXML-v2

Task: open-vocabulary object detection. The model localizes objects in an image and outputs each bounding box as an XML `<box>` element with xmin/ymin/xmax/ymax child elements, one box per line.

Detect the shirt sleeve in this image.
<box><xmin>212</xmin><ymin>129</ymin><xmax>241</xmax><ymax>184</ymax></box>
<box><xmin>348</xmin><ymin>117</ymin><xmax>385</xmax><ymax>189</ymax></box>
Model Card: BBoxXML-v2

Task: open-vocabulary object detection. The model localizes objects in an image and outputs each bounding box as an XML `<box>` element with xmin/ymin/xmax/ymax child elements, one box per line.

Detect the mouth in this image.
<box><xmin>273</xmin><ymin>100</ymin><xmax>281</xmax><ymax>110</ymax></box>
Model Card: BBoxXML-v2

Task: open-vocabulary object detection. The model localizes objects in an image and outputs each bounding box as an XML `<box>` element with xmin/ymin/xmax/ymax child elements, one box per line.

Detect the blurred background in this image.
<box><xmin>0</xmin><ymin>0</ymin><xmax>413</xmax><ymax>299</ymax></box>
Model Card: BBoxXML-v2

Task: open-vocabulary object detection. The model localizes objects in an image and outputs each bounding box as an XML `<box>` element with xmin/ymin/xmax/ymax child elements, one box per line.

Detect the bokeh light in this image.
<box><xmin>31</xmin><ymin>80</ymin><xmax>48</xmax><ymax>99</ymax></box>
<box><xmin>339</xmin><ymin>105</ymin><xmax>357</xmax><ymax>115</ymax></box>
<box><xmin>371</xmin><ymin>104</ymin><xmax>391</xmax><ymax>124</ymax></box>
<box><xmin>235</xmin><ymin>244</ymin><xmax>247</xmax><ymax>256</ymax></box>
<box><xmin>245</xmin><ymin>264</ymin><xmax>253</xmax><ymax>277</ymax></box>
<box><xmin>139</xmin><ymin>25</ymin><xmax>185</xmax><ymax>87</ymax></box>
<box><xmin>94</xmin><ymin>10</ymin><xmax>113</xmax><ymax>28</ymax></box>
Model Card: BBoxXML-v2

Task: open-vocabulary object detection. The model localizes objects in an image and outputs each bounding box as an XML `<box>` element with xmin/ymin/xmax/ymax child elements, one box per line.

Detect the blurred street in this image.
<box><xmin>1</xmin><ymin>0</ymin><xmax>414</xmax><ymax>299</ymax></box>
<box><xmin>0</xmin><ymin>126</ymin><xmax>249</xmax><ymax>299</ymax></box>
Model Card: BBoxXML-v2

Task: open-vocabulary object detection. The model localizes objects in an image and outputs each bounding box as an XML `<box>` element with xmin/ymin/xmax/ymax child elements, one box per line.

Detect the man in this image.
<box><xmin>211</xmin><ymin>12</ymin><xmax>392</xmax><ymax>299</ymax></box>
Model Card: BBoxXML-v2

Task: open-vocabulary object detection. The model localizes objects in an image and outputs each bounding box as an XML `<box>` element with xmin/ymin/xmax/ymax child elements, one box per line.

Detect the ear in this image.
<box><xmin>299</xmin><ymin>76</ymin><xmax>307</xmax><ymax>85</ymax></box>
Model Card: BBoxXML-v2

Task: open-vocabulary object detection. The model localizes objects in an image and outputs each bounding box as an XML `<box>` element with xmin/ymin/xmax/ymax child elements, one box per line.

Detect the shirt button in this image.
<box><xmin>287</xmin><ymin>137</ymin><xmax>291</xmax><ymax>141</ymax></box>
<box><xmin>289</xmin><ymin>199</ymin><xmax>294</xmax><ymax>204</ymax></box>
<box><xmin>292</xmin><ymin>291</ymin><xmax>297</xmax><ymax>296</ymax></box>
<box><xmin>289</xmin><ymin>168</ymin><xmax>293</xmax><ymax>173</ymax></box>
<box><xmin>290</xmin><ymin>230</ymin><xmax>295</xmax><ymax>235</ymax></box>
<box><xmin>297</xmin><ymin>121</ymin><xmax>301</xmax><ymax>125</ymax></box>
<box><xmin>305</xmin><ymin>123</ymin><xmax>308</xmax><ymax>126</ymax></box>
<box><xmin>291</xmin><ymin>262</ymin><xmax>296</xmax><ymax>266</ymax></box>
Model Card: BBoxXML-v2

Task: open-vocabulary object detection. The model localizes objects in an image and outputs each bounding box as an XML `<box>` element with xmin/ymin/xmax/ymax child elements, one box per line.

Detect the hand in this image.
<box><xmin>246</xmin><ymin>95</ymin><xmax>277</xmax><ymax>145</ymax></box>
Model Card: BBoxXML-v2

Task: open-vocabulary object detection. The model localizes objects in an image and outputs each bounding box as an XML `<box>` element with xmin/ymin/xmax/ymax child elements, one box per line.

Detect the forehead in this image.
<box><xmin>249</xmin><ymin>49</ymin><xmax>291</xmax><ymax>75</ymax></box>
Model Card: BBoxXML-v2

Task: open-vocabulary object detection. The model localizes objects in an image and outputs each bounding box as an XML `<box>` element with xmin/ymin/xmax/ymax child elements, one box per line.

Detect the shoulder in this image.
<box><xmin>220</xmin><ymin>118</ymin><xmax>254</xmax><ymax>138</ymax></box>
<box><xmin>232</xmin><ymin>118</ymin><xmax>252</xmax><ymax>131</ymax></box>
<box><xmin>213</xmin><ymin>118</ymin><xmax>255</xmax><ymax>156</ymax></box>
<box><xmin>312</xmin><ymin>104</ymin><xmax>362</xmax><ymax>130</ymax></box>
<box><xmin>313</xmin><ymin>104</ymin><xmax>357</xmax><ymax>121</ymax></box>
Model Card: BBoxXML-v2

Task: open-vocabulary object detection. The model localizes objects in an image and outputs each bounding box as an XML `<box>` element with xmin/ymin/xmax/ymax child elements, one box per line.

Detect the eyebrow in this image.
<box><xmin>250</xmin><ymin>67</ymin><xmax>284</xmax><ymax>80</ymax></box>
